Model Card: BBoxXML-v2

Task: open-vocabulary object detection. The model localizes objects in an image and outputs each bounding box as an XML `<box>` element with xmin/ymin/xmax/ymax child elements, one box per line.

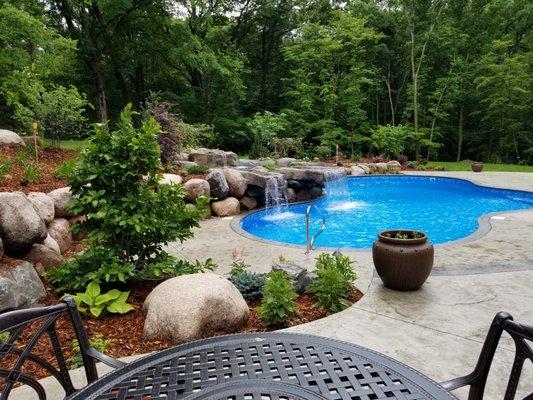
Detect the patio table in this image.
<box><xmin>66</xmin><ymin>332</ymin><xmax>457</xmax><ymax>400</ymax></box>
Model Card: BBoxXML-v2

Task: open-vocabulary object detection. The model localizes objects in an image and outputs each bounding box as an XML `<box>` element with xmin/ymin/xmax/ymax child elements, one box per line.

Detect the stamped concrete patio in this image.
<box><xmin>12</xmin><ymin>171</ymin><xmax>533</xmax><ymax>399</ymax></box>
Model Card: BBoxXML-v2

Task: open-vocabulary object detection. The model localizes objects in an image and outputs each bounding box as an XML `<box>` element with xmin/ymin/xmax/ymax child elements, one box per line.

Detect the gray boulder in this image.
<box><xmin>387</xmin><ymin>160</ymin><xmax>401</xmax><ymax>172</ymax></box>
<box><xmin>239</xmin><ymin>196</ymin><xmax>257</xmax><ymax>210</ymax></box>
<box><xmin>211</xmin><ymin>197</ymin><xmax>240</xmax><ymax>217</ymax></box>
<box><xmin>27</xmin><ymin>192</ymin><xmax>55</xmax><ymax>224</ymax></box>
<box><xmin>0</xmin><ymin>192</ymin><xmax>47</xmax><ymax>253</ymax></box>
<box><xmin>43</xmin><ymin>234</ymin><xmax>61</xmax><ymax>254</ymax></box>
<box><xmin>279</xmin><ymin>167</ymin><xmax>345</xmax><ymax>186</ymax></box>
<box><xmin>189</xmin><ymin>149</ymin><xmax>237</xmax><ymax>168</ymax></box>
<box><xmin>177</xmin><ymin>161</ymin><xmax>198</xmax><ymax>169</ymax></box>
<box><xmin>184</xmin><ymin>179</ymin><xmax>210</xmax><ymax>202</ymax></box>
<box><xmin>272</xmin><ymin>263</ymin><xmax>313</xmax><ymax>294</ymax></box>
<box><xmin>284</xmin><ymin>187</ymin><xmax>296</xmax><ymax>203</ymax></box>
<box><xmin>47</xmin><ymin>218</ymin><xmax>72</xmax><ymax>254</ymax></box>
<box><xmin>143</xmin><ymin>273</ymin><xmax>249</xmax><ymax>344</ymax></box>
<box><xmin>356</xmin><ymin>164</ymin><xmax>370</xmax><ymax>174</ymax></box>
<box><xmin>47</xmin><ymin>187</ymin><xmax>73</xmax><ymax>218</ymax></box>
<box><xmin>22</xmin><ymin>244</ymin><xmax>64</xmax><ymax>273</ymax></box>
<box><xmin>0</xmin><ymin>261</ymin><xmax>46</xmax><ymax>312</ymax></box>
<box><xmin>276</xmin><ymin>158</ymin><xmax>296</xmax><ymax>167</ymax></box>
<box><xmin>241</xmin><ymin>170</ymin><xmax>284</xmax><ymax>188</ymax></box>
<box><xmin>206</xmin><ymin>169</ymin><xmax>229</xmax><ymax>199</ymax></box>
<box><xmin>0</xmin><ymin>129</ymin><xmax>25</xmax><ymax>148</ymax></box>
<box><xmin>350</xmin><ymin>166</ymin><xmax>366</xmax><ymax>176</ymax></box>
<box><xmin>159</xmin><ymin>173</ymin><xmax>182</xmax><ymax>185</ymax></box>
<box><xmin>223</xmin><ymin>169</ymin><xmax>247</xmax><ymax>198</ymax></box>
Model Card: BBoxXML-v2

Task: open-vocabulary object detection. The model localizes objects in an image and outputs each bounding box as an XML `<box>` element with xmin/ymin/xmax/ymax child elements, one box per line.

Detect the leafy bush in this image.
<box><xmin>53</xmin><ymin>105</ymin><xmax>204</xmax><ymax>291</ymax></box>
<box><xmin>0</xmin><ymin>157</ymin><xmax>11</xmax><ymax>181</ymax></box>
<box><xmin>309</xmin><ymin>253</ymin><xmax>357</xmax><ymax>314</ymax></box>
<box><xmin>248</xmin><ymin>111</ymin><xmax>285</xmax><ymax>158</ymax></box>
<box><xmin>135</xmin><ymin>255</ymin><xmax>217</xmax><ymax>281</ymax></box>
<box><xmin>69</xmin><ymin>334</ymin><xmax>113</xmax><ymax>369</ymax></box>
<box><xmin>257</xmin><ymin>270</ymin><xmax>297</xmax><ymax>327</ymax></box>
<box><xmin>371</xmin><ymin>125</ymin><xmax>409</xmax><ymax>158</ymax></box>
<box><xmin>315</xmin><ymin>145</ymin><xmax>332</xmax><ymax>160</ymax></box>
<box><xmin>67</xmin><ymin>281</ymin><xmax>134</xmax><ymax>318</ymax></box>
<box><xmin>23</xmin><ymin>161</ymin><xmax>39</xmax><ymax>183</ymax></box>
<box><xmin>54</xmin><ymin>159</ymin><xmax>77</xmax><ymax>180</ymax></box>
<box><xmin>185</xmin><ymin>165</ymin><xmax>209</xmax><ymax>175</ymax></box>
<box><xmin>230</xmin><ymin>271</ymin><xmax>267</xmax><ymax>300</ymax></box>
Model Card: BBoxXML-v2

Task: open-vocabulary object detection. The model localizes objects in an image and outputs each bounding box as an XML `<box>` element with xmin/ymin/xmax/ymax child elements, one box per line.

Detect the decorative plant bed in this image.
<box><xmin>3</xmin><ymin>281</ymin><xmax>362</xmax><ymax>381</ymax></box>
<box><xmin>372</xmin><ymin>230</ymin><xmax>434</xmax><ymax>291</ymax></box>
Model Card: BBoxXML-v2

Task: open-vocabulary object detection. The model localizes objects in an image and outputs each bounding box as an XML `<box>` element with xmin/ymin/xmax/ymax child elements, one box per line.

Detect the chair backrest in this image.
<box><xmin>0</xmin><ymin>298</ymin><xmax>98</xmax><ymax>400</ymax></box>
<box><xmin>469</xmin><ymin>312</ymin><xmax>533</xmax><ymax>400</ymax></box>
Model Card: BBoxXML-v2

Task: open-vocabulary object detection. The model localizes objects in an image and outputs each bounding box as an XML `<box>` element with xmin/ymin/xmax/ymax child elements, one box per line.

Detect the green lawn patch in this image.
<box><xmin>427</xmin><ymin>161</ymin><xmax>533</xmax><ymax>173</ymax></box>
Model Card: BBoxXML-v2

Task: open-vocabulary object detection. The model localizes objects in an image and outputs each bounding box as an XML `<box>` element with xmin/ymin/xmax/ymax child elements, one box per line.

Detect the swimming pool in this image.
<box><xmin>239</xmin><ymin>176</ymin><xmax>533</xmax><ymax>249</ymax></box>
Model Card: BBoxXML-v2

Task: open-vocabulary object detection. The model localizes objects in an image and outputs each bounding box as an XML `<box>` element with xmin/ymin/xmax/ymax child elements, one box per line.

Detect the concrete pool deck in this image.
<box><xmin>11</xmin><ymin>171</ymin><xmax>533</xmax><ymax>399</ymax></box>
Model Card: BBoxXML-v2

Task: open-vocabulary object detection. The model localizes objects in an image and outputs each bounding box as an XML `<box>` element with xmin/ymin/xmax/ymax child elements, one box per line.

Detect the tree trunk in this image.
<box><xmin>410</xmin><ymin>26</ymin><xmax>419</xmax><ymax>136</ymax></box>
<box><xmin>92</xmin><ymin>54</ymin><xmax>107</xmax><ymax>122</ymax></box>
<box><xmin>456</xmin><ymin>104</ymin><xmax>464</xmax><ymax>162</ymax></box>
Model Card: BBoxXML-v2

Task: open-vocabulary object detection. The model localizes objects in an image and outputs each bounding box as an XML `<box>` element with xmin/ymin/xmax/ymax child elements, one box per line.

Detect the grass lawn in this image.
<box><xmin>428</xmin><ymin>161</ymin><xmax>533</xmax><ymax>172</ymax></box>
<box><xmin>43</xmin><ymin>139</ymin><xmax>89</xmax><ymax>151</ymax></box>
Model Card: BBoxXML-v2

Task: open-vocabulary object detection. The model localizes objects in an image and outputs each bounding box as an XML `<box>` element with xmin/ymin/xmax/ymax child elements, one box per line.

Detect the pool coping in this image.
<box><xmin>229</xmin><ymin>174</ymin><xmax>533</xmax><ymax>252</ymax></box>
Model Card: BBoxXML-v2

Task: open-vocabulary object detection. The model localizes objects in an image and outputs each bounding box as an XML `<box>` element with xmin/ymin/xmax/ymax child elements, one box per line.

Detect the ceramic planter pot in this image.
<box><xmin>471</xmin><ymin>162</ymin><xmax>484</xmax><ymax>172</ymax></box>
<box><xmin>372</xmin><ymin>230</ymin><xmax>434</xmax><ymax>291</ymax></box>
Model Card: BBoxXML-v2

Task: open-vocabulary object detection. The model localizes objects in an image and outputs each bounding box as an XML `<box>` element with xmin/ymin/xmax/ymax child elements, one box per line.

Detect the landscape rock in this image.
<box><xmin>276</xmin><ymin>158</ymin><xmax>296</xmax><ymax>167</ymax></box>
<box><xmin>374</xmin><ymin>162</ymin><xmax>388</xmax><ymax>172</ymax></box>
<box><xmin>43</xmin><ymin>235</ymin><xmax>61</xmax><ymax>254</ymax></box>
<box><xmin>0</xmin><ymin>192</ymin><xmax>47</xmax><ymax>254</ymax></box>
<box><xmin>387</xmin><ymin>160</ymin><xmax>401</xmax><ymax>172</ymax></box>
<box><xmin>272</xmin><ymin>263</ymin><xmax>313</xmax><ymax>294</ymax></box>
<box><xmin>177</xmin><ymin>161</ymin><xmax>198</xmax><ymax>169</ymax></box>
<box><xmin>27</xmin><ymin>192</ymin><xmax>55</xmax><ymax>224</ymax></box>
<box><xmin>159</xmin><ymin>173</ymin><xmax>182</xmax><ymax>185</ymax></box>
<box><xmin>47</xmin><ymin>218</ymin><xmax>72</xmax><ymax>254</ymax></box>
<box><xmin>0</xmin><ymin>129</ymin><xmax>25</xmax><ymax>148</ymax></box>
<box><xmin>184</xmin><ymin>179</ymin><xmax>210</xmax><ymax>202</ymax></box>
<box><xmin>189</xmin><ymin>149</ymin><xmax>237</xmax><ymax>168</ymax></box>
<box><xmin>143</xmin><ymin>273</ymin><xmax>249</xmax><ymax>344</ymax></box>
<box><xmin>176</xmin><ymin>153</ymin><xmax>189</xmax><ymax>161</ymax></box>
<box><xmin>47</xmin><ymin>187</ymin><xmax>73</xmax><ymax>218</ymax></box>
<box><xmin>350</xmin><ymin>166</ymin><xmax>366</xmax><ymax>176</ymax></box>
<box><xmin>211</xmin><ymin>197</ymin><xmax>240</xmax><ymax>217</ymax></box>
<box><xmin>241</xmin><ymin>170</ymin><xmax>284</xmax><ymax>188</ymax></box>
<box><xmin>223</xmin><ymin>169</ymin><xmax>247</xmax><ymax>198</ymax></box>
<box><xmin>239</xmin><ymin>196</ymin><xmax>257</xmax><ymax>210</ymax></box>
<box><xmin>356</xmin><ymin>164</ymin><xmax>370</xmax><ymax>174</ymax></box>
<box><xmin>206</xmin><ymin>169</ymin><xmax>229</xmax><ymax>199</ymax></box>
<box><xmin>295</xmin><ymin>187</ymin><xmax>323</xmax><ymax>202</ymax></box>
<box><xmin>21</xmin><ymin>135</ymin><xmax>41</xmax><ymax>146</ymax></box>
<box><xmin>22</xmin><ymin>244</ymin><xmax>64</xmax><ymax>272</ymax></box>
<box><xmin>236</xmin><ymin>159</ymin><xmax>275</xmax><ymax>168</ymax></box>
<box><xmin>284</xmin><ymin>187</ymin><xmax>296</xmax><ymax>203</ymax></box>
<box><xmin>279</xmin><ymin>167</ymin><xmax>344</xmax><ymax>186</ymax></box>
<box><xmin>0</xmin><ymin>261</ymin><xmax>46</xmax><ymax>312</ymax></box>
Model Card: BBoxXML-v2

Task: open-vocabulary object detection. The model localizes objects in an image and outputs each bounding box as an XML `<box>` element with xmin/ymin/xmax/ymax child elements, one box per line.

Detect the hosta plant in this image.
<box><xmin>67</xmin><ymin>281</ymin><xmax>134</xmax><ymax>318</ymax></box>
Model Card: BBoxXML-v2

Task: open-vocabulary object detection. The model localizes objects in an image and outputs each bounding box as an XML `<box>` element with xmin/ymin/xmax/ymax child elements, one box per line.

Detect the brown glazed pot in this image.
<box><xmin>372</xmin><ymin>230</ymin><xmax>434</xmax><ymax>291</ymax></box>
<box><xmin>471</xmin><ymin>162</ymin><xmax>484</xmax><ymax>172</ymax></box>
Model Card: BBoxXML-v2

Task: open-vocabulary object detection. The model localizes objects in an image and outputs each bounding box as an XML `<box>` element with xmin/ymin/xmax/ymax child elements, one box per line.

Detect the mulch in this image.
<box><xmin>1</xmin><ymin>278</ymin><xmax>363</xmax><ymax>382</ymax></box>
<box><xmin>0</xmin><ymin>147</ymin><xmax>76</xmax><ymax>193</ymax></box>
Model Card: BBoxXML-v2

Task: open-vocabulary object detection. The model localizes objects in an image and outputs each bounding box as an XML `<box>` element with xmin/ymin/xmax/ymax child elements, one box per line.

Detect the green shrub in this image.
<box><xmin>257</xmin><ymin>270</ymin><xmax>297</xmax><ymax>327</ymax></box>
<box><xmin>229</xmin><ymin>259</ymin><xmax>251</xmax><ymax>277</ymax></box>
<box><xmin>309</xmin><ymin>253</ymin><xmax>357</xmax><ymax>314</ymax></box>
<box><xmin>185</xmin><ymin>165</ymin><xmax>209</xmax><ymax>175</ymax></box>
<box><xmin>0</xmin><ymin>157</ymin><xmax>11</xmax><ymax>181</ymax></box>
<box><xmin>53</xmin><ymin>105</ymin><xmax>204</xmax><ymax>291</ymax></box>
<box><xmin>135</xmin><ymin>255</ymin><xmax>217</xmax><ymax>281</ymax></box>
<box><xmin>54</xmin><ymin>159</ymin><xmax>77</xmax><ymax>180</ymax></box>
<box><xmin>67</xmin><ymin>281</ymin><xmax>134</xmax><ymax>318</ymax></box>
<box><xmin>230</xmin><ymin>271</ymin><xmax>266</xmax><ymax>300</ymax></box>
<box><xmin>23</xmin><ymin>161</ymin><xmax>39</xmax><ymax>183</ymax></box>
<box><xmin>69</xmin><ymin>334</ymin><xmax>113</xmax><ymax>369</ymax></box>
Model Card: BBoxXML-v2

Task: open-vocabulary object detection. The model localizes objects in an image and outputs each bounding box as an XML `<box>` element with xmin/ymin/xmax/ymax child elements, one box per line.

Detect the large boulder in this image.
<box><xmin>387</xmin><ymin>160</ymin><xmax>401</xmax><ymax>172</ymax></box>
<box><xmin>22</xmin><ymin>244</ymin><xmax>64</xmax><ymax>273</ymax></box>
<box><xmin>0</xmin><ymin>192</ymin><xmax>47</xmax><ymax>254</ymax></box>
<box><xmin>240</xmin><ymin>170</ymin><xmax>285</xmax><ymax>189</ymax></box>
<box><xmin>223</xmin><ymin>169</ymin><xmax>247</xmax><ymax>198</ymax></box>
<box><xmin>211</xmin><ymin>197</ymin><xmax>240</xmax><ymax>217</ymax></box>
<box><xmin>236</xmin><ymin>159</ymin><xmax>276</xmax><ymax>168</ymax></box>
<box><xmin>276</xmin><ymin>158</ymin><xmax>295</xmax><ymax>167</ymax></box>
<box><xmin>272</xmin><ymin>263</ymin><xmax>313</xmax><ymax>295</ymax></box>
<box><xmin>206</xmin><ymin>169</ymin><xmax>229</xmax><ymax>200</ymax></box>
<box><xmin>0</xmin><ymin>129</ymin><xmax>25</xmax><ymax>148</ymax></box>
<box><xmin>27</xmin><ymin>192</ymin><xmax>55</xmax><ymax>224</ymax></box>
<box><xmin>184</xmin><ymin>179</ymin><xmax>210</xmax><ymax>202</ymax></box>
<box><xmin>177</xmin><ymin>161</ymin><xmax>198</xmax><ymax>169</ymax></box>
<box><xmin>239</xmin><ymin>196</ymin><xmax>257</xmax><ymax>210</ymax></box>
<box><xmin>189</xmin><ymin>149</ymin><xmax>237</xmax><ymax>168</ymax></box>
<box><xmin>374</xmin><ymin>162</ymin><xmax>388</xmax><ymax>172</ymax></box>
<box><xmin>159</xmin><ymin>173</ymin><xmax>182</xmax><ymax>185</ymax></box>
<box><xmin>284</xmin><ymin>187</ymin><xmax>296</xmax><ymax>203</ymax></box>
<box><xmin>47</xmin><ymin>218</ymin><xmax>72</xmax><ymax>254</ymax></box>
<box><xmin>350</xmin><ymin>166</ymin><xmax>366</xmax><ymax>176</ymax></box>
<box><xmin>43</xmin><ymin>234</ymin><xmax>61</xmax><ymax>254</ymax></box>
<box><xmin>0</xmin><ymin>261</ymin><xmax>46</xmax><ymax>312</ymax></box>
<box><xmin>279</xmin><ymin>167</ymin><xmax>345</xmax><ymax>186</ymax></box>
<box><xmin>356</xmin><ymin>164</ymin><xmax>370</xmax><ymax>174</ymax></box>
<box><xmin>143</xmin><ymin>273</ymin><xmax>249</xmax><ymax>344</ymax></box>
<box><xmin>47</xmin><ymin>187</ymin><xmax>73</xmax><ymax>218</ymax></box>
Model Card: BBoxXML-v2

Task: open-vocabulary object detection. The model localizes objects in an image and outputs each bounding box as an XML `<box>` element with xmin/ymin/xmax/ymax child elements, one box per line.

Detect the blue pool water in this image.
<box><xmin>240</xmin><ymin>176</ymin><xmax>533</xmax><ymax>249</ymax></box>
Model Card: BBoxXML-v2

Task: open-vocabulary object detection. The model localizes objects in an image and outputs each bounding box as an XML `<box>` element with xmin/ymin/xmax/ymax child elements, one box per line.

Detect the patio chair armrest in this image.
<box><xmin>86</xmin><ymin>348</ymin><xmax>127</xmax><ymax>369</ymax></box>
<box><xmin>440</xmin><ymin>374</ymin><xmax>475</xmax><ymax>391</ymax></box>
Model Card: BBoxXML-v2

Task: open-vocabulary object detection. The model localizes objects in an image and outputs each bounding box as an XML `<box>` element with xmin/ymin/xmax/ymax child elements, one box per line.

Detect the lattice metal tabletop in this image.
<box><xmin>66</xmin><ymin>333</ymin><xmax>457</xmax><ymax>400</ymax></box>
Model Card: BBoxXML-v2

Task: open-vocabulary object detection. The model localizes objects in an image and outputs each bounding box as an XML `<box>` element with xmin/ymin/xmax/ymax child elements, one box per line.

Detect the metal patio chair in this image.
<box><xmin>441</xmin><ymin>311</ymin><xmax>533</xmax><ymax>400</ymax></box>
<box><xmin>0</xmin><ymin>298</ymin><xmax>125</xmax><ymax>399</ymax></box>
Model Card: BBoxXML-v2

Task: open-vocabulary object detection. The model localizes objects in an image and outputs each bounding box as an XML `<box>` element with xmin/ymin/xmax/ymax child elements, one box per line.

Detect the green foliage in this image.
<box><xmin>23</xmin><ymin>162</ymin><xmax>39</xmax><ymax>183</ymax></box>
<box><xmin>248</xmin><ymin>112</ymin><xmax>286</xmax><ymax>158</ymax></box>
<box><xmin>229</xmin><ymin>259</ymin><xmax>251</xmax><ymax>277</ymax></box>
<box><xmin>69</xmin><ymin>334</ymin><xmax>113</xmax><ymax>369</ymax></box>
<box><xmin>54</xmin><ymin>159</ymin><xmax>77</xmax><ymax>180</ymax></box>
<box><xmin>0</xmin><ymin>332</ymin><xmax>9</xmax><ymax>345</ymax></box>
<box><xmin>257</xmin><ymin>270</ymin><xmax>298</xmax><ymax>327</ymax></box>
<box><xmin>67</xmin><ymin>281</ymin><xmax>134</xmax><ymax>318</ymax></box>
<box><xmin>54</xmin><ymin>105</ymin><xmax>203</xmax><ymax>289</ymax></box>
<box><xmin>0</xmin><ymin>156</ymin><xmax>11</xmax><ymax>181</ymax></box>
<box><xmin>185</xmin><ymin>165</ymin><xmax>209</xmax><ymax>175</ymax></box>
<box><xmin>309</xmin><ymin>253</ymin><xmax>357</xmax><ymax>314</ymax></box>
<box><xmin>230</xmin><ymin>272</ymin><xmax>267</xmax><ymax>300</ymax></box>
<box><xmin>371</xmin><ymin>125</ymin><xmax>409</xmax><ymax>158</ymax></box>
<box><xmin>135</xmin><ymin>255</ymin><xmax>217</xmax><ymax>281</ymax></box>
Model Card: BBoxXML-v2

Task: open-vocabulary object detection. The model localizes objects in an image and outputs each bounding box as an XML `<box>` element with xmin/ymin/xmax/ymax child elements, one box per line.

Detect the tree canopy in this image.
<box><xmin>1</xmin><ymin>0</ymin><xmax>531</xmax><ymax>163</ymax></box>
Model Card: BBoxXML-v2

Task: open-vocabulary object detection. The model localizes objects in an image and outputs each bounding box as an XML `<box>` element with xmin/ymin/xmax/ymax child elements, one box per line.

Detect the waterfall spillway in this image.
<box><xmin>323</xmin><ymin>168</ymin><xmax>363</xmax><ymax>211</ymax></box>
<box><xmin>265</xmin><ymin>176</ymin><xmax>287</xmax><ymax>209</ymax></box>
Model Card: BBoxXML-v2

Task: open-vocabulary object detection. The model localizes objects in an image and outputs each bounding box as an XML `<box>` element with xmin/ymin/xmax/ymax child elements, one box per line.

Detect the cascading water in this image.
<box><xmin>263</xmin><ymin>175</ymin><xmax>297</xmax><ymax>221</ymax></box>
<box><xmin>323</xmin><ymin>168</ymin><xmax>364</xmax><ymax>211</ymax></box>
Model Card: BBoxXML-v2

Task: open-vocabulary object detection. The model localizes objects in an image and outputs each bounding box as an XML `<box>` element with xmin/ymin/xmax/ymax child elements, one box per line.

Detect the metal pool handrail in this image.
<box><xmin>306</xmin><ymin>202</ymin><xmax>326</xmax><ymax>253</ymax></box>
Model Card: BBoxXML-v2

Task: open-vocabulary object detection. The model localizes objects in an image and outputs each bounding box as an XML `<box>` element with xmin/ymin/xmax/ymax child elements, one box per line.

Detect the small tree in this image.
<box><xmin>248</xmin><ymin>111</ymin><xmax>285</xmax><ymax>158</ymax></box>
<box><xmin>51</xmin><ymin>105</ymin><xmax>203</xmax><ymax>291</ymax></box>
<box><xmin>371</xmin><ymin>124</ymin><xmax>408</xmax><ymax>158</ymax></box>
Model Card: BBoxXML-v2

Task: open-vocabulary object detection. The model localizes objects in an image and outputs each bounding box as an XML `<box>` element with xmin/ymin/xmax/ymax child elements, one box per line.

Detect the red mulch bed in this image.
<box><xmin>1</xmin><ymin>276</ymin><xmax>362</xmax><ymax>382</ymax></box>
<box><xmin>0</xmin><ymin>147</ymin><xmax>76</xmax><ymax>193</ymax></box>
